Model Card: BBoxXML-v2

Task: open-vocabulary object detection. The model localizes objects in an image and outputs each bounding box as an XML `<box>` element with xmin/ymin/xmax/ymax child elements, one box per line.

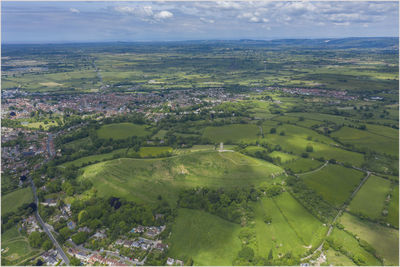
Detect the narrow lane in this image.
<box><xmin>30</xmin><ymin>179</ymin><xmax>70</xmax><ymax>265</ymax></box>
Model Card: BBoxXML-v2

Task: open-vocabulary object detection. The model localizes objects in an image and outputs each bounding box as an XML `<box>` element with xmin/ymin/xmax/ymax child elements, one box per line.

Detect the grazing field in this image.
<box><xmin>2</xmin><ymin>187</ymin><xmax>33</xmax><ymax>216</ymax></box>
<box><xmin>131</xmin><ymin>146</ymin><xmax>173</xmax><ymax>157</ymax></box>
<box><xmin>387</xmin><ymin>185</ymin><xmax>399</xmax><ymax>227</ymax></box>
<box><xmin>78</xmin><ymin>151</ymin><xmax>283</xmax><ymax>205</ymax></box>
<box><xmin>282</xmin><ymin>158</ymin><xmax>323</xmax><ymax>173</ymax></box>
<box><xmin>97</xmin><ymin>122</ymin><xmax>150</xmax><ymax>139</ymax></box>
<box><xmin>168</xmin><ymin>208</ymin><xmax>242</xmax><ymax>265</ymax></box>
<box><xmin>202</xmin><ymin>124</ymin><xmax>260</xmax><ymax>143</ymax></box>
<box><xmin>268</xmin><ymin>151</ymin><xmax>298</xmax><ymax>163</ymax></box>
<box><xmin>329</xmin><ymin>228</ymin><xmax>382</xmax><ymax>266</ymax></box>
<box><xmin>348</xmin><ymin>175</ymin><xmax>391</xmax><ymax>219</ymax></box>
<box><xmin>325</xmin><ymin>248</ymin><xmax>356</xmax><ymax>266</ymax></box>
<box><xmin>1</xmin><ymin>227</ymin><xmax>41</xmax><ymax>265</ymax></box>
<box><xmin>152</xmin><ymin>130</ymin><xmax>168</xmax><ymax>139</ymax></box>
<box><xmin>331</xmin><ymin>126</ymin><xmax>398</xmax><ymax>156</ymax></box>
<box><xmin>64</xmin><ymin>137</ymin><xmax>92</xmax><ymax>150</ymax></box>
<box><xmin>340</xmin><ymin>212</ymin><xmax>399</xmax><ymax>265</ymax></box>
<box><xmin>251</xmin><ymin>192</ymin><xmax>326</xmax><ymax>259</ymax></box>
<box><xmin>302</xmin><ymin>164</ymin><xmax>364</xmax><ymax>207</ymax></box>
<box><xmin>60</xmin><ymin>148</ymin><xmax>127</xmax><ymax>168</ymax></box>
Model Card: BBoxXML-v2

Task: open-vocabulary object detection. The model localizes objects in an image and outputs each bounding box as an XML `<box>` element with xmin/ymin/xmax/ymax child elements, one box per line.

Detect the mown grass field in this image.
<box><xmin>168</xmin><ymin>208</ymin><xmax>242</xmax><ymax>265</ymax></box>
<box><xmin>331</xmin><ymin>126</ymin><xmax>398</xmax><ymax>156</ymax></box>
<box><xmin>348</xmin><ymin>175</ymin><xmax>391</xmax><ymax>219</ymax></box>
<box><xmin>340</xmin><ymin>212</ymin><xmax>399</xmax><ymax>265</ymax></box>
<box><xmin>302</xmin><ymin>164</ymin><xmax>364</xmax><ymax>207</ymax></box>
<box><xmin>78</xmin><ymin>151</ymin><xmax>283</xmax><ymax>205</ymax></box>
<box><xmin>2</xmin><ymin>187</ymin><xmax>33</xmax><ymax>216</ymax></box>
<box><xmin>60</xmin><ymin>148</ymin><xmax>127</xmax><ymax>168</ymax></box>
<box><xmin>1</xmin><ymin>227</ymin><xmax>41</xmax><ymax>265</ymax></box>
<box><xmin>202</xmin><ymin>124</ymin><xmax>260</xmax><ymax>143</ymax></box>
<box><xmin>329</xmin><ymin>228</ymin><xmax>382</xmax><ymax>266</ymax></box>
<box><xmin>64</xmin><ymin>137</ymin><xmax>92</xmax><ymax>150</ymax></box>
<box><xmin>387</xmin><ymin>185</ymin><xmax>399</xmax><ymax>228</ymax></box>
<box><xmin>282</xmin><ymin>158</ymin><xmax>323</xmax><ymax>173</ymax></box>
<box><xmin>97</xmin><ymin>122</ymin><xmax>150</xmax><ymax>139</ymax></box>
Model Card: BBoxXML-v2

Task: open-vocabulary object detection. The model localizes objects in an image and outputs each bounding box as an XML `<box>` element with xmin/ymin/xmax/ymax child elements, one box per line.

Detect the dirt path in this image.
<box><xmin>297</xmin><ymin>161</ymin><xmax>329</xmax><ymax>177</ymax></box>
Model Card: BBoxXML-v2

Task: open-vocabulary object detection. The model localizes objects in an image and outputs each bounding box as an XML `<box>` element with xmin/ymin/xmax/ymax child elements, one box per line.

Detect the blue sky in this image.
<box><xmin>2</xmin><ymin>1</ymin><xmax>398</xmax><ymax>43</ymax></box>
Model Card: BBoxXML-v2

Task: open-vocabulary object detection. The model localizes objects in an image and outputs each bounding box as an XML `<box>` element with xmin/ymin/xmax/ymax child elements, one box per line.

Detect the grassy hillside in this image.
<box><xmin>2</xmin><ymin>187</ymin><xmax>33</xmax><ymax>216</ymax></box>
<box><xmin>97</xmin><ymin>122</ymin><xmax>150</xmax><ymax>139</ymax></box>
<box><xmin>387</xmin><ymin>185</ymin><xmax>399</xmax><ymax>228</ymax></box>
<box><xmin>302</xmin><ymin>164</ymin><xmax>364</xmax><ymax>207</ymax></box>
<box><xmin>78</xmin><ymin>151</ymin><xmax>283</xmax><ymax>205</ymax></box>
<box><xmin>168</xmin><ymin>208</ymin><xmax>242</xmax><ymax>265</ymax></box>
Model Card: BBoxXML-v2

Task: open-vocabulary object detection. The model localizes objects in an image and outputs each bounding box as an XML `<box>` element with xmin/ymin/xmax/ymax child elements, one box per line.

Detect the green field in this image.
<box><xmin>283</xmin><ymin>158</ymin><xmax>323</xmax><ymax>173</ymax></box>
<box><xmin>302</xmin><ymin>164</ymin><xmax>364</xmax><ymax>207</ymax></box>
<box><xmin>152</xmin><ymin>130</ymin><xmax>168</xmax><ymax>139</ymax></box>
<box><xmin>97</xmin><ymin>122</ymin><xmax>150</xmax><ymax>139</ymax></box>
<box><xmin>325</xmin><ymin>248</ymin><xmax>356</xmax><ymax>266</ymax></box>
<box><xmin>168</xmin><ymin>208</ymin><xmax>242</xmax><ymax>265</ymax></box>
<box><xmin>1</xmin><ymin>227</ymin><xmax>41</xmax><ymax>265</ymax></box>
<box><xmin>137</xmin><ymin>146</ymin><xmax>173</xmax><ymax>157</ymax></box>
<box><xmin>329</xmin><ymin>228</ymin><xmax>382</xmax><ymax>266</ymax></box>
<box><xmin>268</xmin><ymin>151</ymin><xmax>298</xmax><ymax>163</ymax></box>
<box><xmin>331</xmin><ymin>126</ymin><xmax>398</xmax><ymax>156</ymax></box>
<box><xmin>348</xmin><ymin>175</ymin><xmax>391</xmax><ymax>219</ymax></box>
<box><xmin>60</xmin><ymin>148</ymin><xmax>127</xmax><ymax>168</ymax></box>
<box><xmin>64</xmin><ymin>137</ymin><xmax>92</xmax><ymax>150</ymax></box>
<box><xmin>340</xmin><ymin>212</ymin><xmax>399</xmax><ymax>265</ymax></box>
<box><xmin>78</xmin><ymin>151</ymin><xmax>283</xmax><ymax>205</ymax></box>
<box><xmin>387</xmin><ymin>185</ymin><xmax>399</xmax><ymax>227</ymax></box>
<box><xmin>203</xmin><ymin>124</ymin><xmax>260</xmax><ymax>143</ymax></box>
<box><xmin>2</xmin><ymin>187</ymin><xmax>33</xmax><ymax>216</ymax></box>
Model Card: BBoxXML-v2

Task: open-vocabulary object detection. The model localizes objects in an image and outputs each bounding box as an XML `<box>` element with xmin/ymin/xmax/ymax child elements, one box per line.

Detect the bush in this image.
<box><xmin>301</xmin><ymin>152</ymin><xmax>309</xmax><ymax>158</ymax></box>
<box><xmin>306</xmin><ymin>145</ymin><xmax>313</xmax><ymax>152</ymax></box>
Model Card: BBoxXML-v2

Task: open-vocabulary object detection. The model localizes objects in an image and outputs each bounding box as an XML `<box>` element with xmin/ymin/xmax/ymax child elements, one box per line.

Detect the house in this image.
<box><xmin>175</xmin><ymin>260</ymin><xmax>184</xmax><ymax>266</ymax></box>
<box><xmin>115</xmin><ymin>239</ymin><xmax>124</xmax><ymax>246</ymax></box>
<box><xmin>155</xmin><ymin>243</ymin><xmax>168</xmax><ymax>251</ymax></box>
<box><xmin>78</xmin><ymin>226</ymin><xmax>91</xmax><ymax>233</ymax></box>
<box><xmin>67</xmin><ymin>221</ymin><xmax>76</xmax><ymax>230</ymax></box>
<box><xmin>167</xmin><ymin>258</ymin><xmax>175</xmax><ymax>265</ymax></box>
<box><xmin>92</xmin><ymin>231</ymin><xmax>107</xmax><ymax>239</ymax></box>
<box><xmin>41</xmin><ymin>198</ymin><xmax>57</xmax><ymax>207</ymax></box>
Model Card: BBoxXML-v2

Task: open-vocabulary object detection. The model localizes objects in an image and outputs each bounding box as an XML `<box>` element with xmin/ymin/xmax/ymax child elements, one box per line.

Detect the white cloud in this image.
<box><xmin>200</xmin><ymin>17</ymin><xmax>215</xmax><ymax>24</ymax></box>
<box><xmin>154</xmin><ymin>11</ymin><xmax>173</xmax><ymax>20</ymax></box>
<box><xmin>69</xmin><ymin>8</ymin><xmax>80</xmax><ymax>14</ymax></box>
<box><xmin>114</xmin><ymin>6</ymin><xmax>135</xmax><ymax>14</ymax></box>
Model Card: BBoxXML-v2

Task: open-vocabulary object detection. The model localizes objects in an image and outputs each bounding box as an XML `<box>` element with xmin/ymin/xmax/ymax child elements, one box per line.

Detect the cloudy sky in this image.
<box><xmin>2</xmin><ymin>1</ymin><xmax>398</xmax><ymax>43</ymax></box>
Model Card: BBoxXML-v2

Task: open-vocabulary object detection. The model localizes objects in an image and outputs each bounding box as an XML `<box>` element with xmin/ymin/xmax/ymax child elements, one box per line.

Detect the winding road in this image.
<box><xmin>30</xmin><ymin>178</ymin><xmax>70</xmax><ymax>265</ymax></box>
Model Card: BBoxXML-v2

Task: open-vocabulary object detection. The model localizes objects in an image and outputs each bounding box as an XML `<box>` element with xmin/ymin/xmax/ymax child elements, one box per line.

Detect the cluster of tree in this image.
<box><xmin>178</xmin><ymin>187</ymin><xmax>262</xmax><ymax>223</ymax></box>
<box><xmin>54</xmin><ymin>196</ymin><xmax>174</xmax><ymax>245</ymax></box>
<box><xmin>28</xmin><ymin>231</ymin><xmax>53</xmax><ymax>250</ymax></box>
<box><xmin>233</xmin><ymin>246</ymin><xmax>299</xmax><ymax>266</ymax></box>
<box><xmin>2</xmin><ymin>202</ymin><xmax>37</xmax><ymax>233</ymax></box>
<box><xmin>286</xmin><ymin>176</ymin><xmax>336</xmax><ymax>223</ymax></box>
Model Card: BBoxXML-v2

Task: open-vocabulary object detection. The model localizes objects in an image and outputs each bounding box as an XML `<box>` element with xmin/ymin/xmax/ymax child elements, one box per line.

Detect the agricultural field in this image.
<box><xmin>325</xmin><ymin>248</ymin><xmax>355</xmax><ymax>266</ymax></box>
<box><xmin>168</xmin><ymin>208</ymin><xmax>242</xmax><ymax>265</ymax></box>
<box><xmin>282</xmin><ymin>158</ymin><xmax>323</xmax><ymax>173</ymax></box>
<box><xmin>2</xmin><ymin>187</ymin><xmax>33</xmax><ymax>216</ymax></box>
<box><xmin>348</xmin><ymin>175</ymin><xmax>391</xmax><ymax>219</ymax></box>
<box><xmin>331</xmin><ymin>126</ymin><xmax>398</xmax><ymax>156</ymax></box>
<box><xmin>78</xmin><ymin>151</ymin><xmax>283</xmax><ymax>205</ymax></box>
<box><xmin>202</xmin><ymin>124</ymin><xmax>260</xmax><ymax>143</ymax></box>
<box><xmin>1</xmin><ymin>227</ymin><xmax>41</xmax><ymax>265</ymax></box>
<box><xmin>340</xmin><ymin>212</ymin><xmax>399</xmax><ymax>266</ymax></box>
<box><xmin>97</xmin><ymin>122</ymin><xmax>151</xmax><ymax>140</ymax></box>
<box><xmin>60</xmin><ymin>148</ymin><xmax>127</xmax><ymax>168</ymax></box>
<box><xmin>329</xmin><ymin>228</ymin><xmax>382</xmax><ymax>266</ymax></box>
<box><xmin>268</xmin><ymin>151</ymin><xmax>298</xmax><ymax>163</ymax></box>
<box><xmin>302</xmin><ymin>164</ymin><xmax>364</xmax><ymax>207</ymax></box>
<box><xmin>387</xmin><ymin>185</ymin><xmax>399</xmax><ymax>228</ymax></box>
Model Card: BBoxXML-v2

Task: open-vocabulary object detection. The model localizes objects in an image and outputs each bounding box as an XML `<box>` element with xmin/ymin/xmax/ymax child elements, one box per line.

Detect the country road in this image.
<box><xmin>300</xmin><ymin>171</ymin><xmax>371</xmax><ymax>262</ymax></box>
<box><xmin>30</xmin><ymin>179</ymin><xmax>70</xmax><ymax>265</ymax></box>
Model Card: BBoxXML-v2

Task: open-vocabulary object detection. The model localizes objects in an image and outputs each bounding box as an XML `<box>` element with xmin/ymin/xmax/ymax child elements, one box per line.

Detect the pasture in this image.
<box><xmin>302</xmin><ymin>164</ymin><xmax>364</xmax><ymax>207</ymax></box>
<box><xmin>168</xmin><ymin>208</ymin><xmax>242</xmax><ymax>265</ymax></box>
<box><xmin>331</xmin><ymin>126</ymin><xmax>398</xmax><ymax>156</ymax></box>
<box><xmin>2</xmin><ymin>187</ymin><xmax>33</xmax><ymax>216</ymax></box>
<box><xmin>283</xmin><ymin>158</ymin><xmax>323</xmax><ymax>173</ymax></box>
<box><xmin>348</xmin><ymin>175</ymin><xmax>391</xmax><ymax>219</ymax></box>
<box><xmin>387</xmin><ymin>185</ymin><xmax>399</xmax><ymax>228</ymax></box>
<box><xmin>329</xmin><ymin>228</ymin><xmax>382</xmax><ymax>266</ymax></box>
<box><xmin>1</xmin><ymin>227</ymin><xmax>41</xmax><ymax>265</ymax></box>
<box><xmin>325</xmin><ymin>248</ymin><xmax>355</xmax><ymax>266</ymax></box>
<box><xmin>340</xmin><ymin>212</ymin><xmax>399</xmax><ymax>266</ymax></box>
<box><xmin>268</xmin><ymin>151</ymin><xmax>298</xmax><ymax>163</ymax></box>
<box><xmin>97</xmin><ymin>122</ymin><xmax>150</xmax><ymax>140</ymax></box>
<box><xmin>78</xmin><ymin>151</ymin><xmax>283</xmax><ymax>205</ymax></box>
<box><xmin>202</xmin><ymin>124</ymin><xmax>260</xmax><ymax>143</ymax></box>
